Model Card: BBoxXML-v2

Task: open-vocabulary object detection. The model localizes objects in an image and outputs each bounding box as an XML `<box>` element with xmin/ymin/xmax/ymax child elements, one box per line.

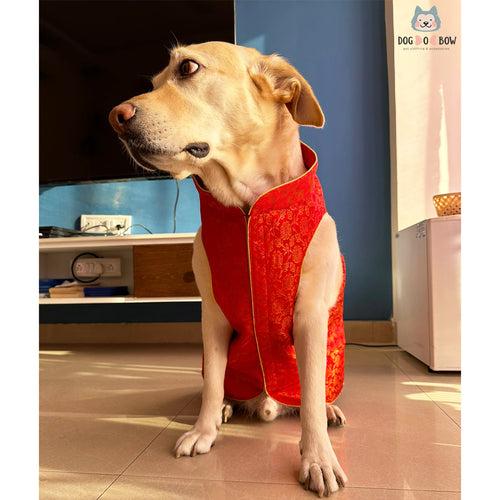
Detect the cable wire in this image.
<box><xmin>70</xmin><ymin>252</ymin><xmax>102</xmax><ymax>284</ymax></box>
<box><xmin>173</xmin><ymin>179</ymin><xmax>180</xmax><ymax>233</ymax></box>
<box><xmin>81</xmin><ymin>223</ymin><xmax>112</xmax><ymax>234</ymax></box>
<box><xmin>117</xmin><ymin>224</ymin><xmax>153</xmax><ymax>235</ymax></box>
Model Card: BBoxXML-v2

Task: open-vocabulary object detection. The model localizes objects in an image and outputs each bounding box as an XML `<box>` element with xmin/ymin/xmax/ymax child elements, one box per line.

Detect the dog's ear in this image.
<box><xmin>249</xmin><ymin>54</ymin><xmax>325</xmax><ymax>128</ymax></box>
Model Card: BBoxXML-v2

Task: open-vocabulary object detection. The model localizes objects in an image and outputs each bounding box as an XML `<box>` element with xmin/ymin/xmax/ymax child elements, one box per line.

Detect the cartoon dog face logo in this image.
<box><xmin>411</xmin><ymin>6</ymin><xmax>441</xmax><ymax>32</ymax></box>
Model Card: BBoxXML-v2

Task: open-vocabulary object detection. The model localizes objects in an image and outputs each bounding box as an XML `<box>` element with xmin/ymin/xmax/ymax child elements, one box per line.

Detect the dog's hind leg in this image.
<box><xmin>326</xmin><ymin>404</ymin><xmax>346</xmax><ymax>427</ymax></box>
<box><xmin>221</xmin><ymin>400</ymin><xmax>233</xmax><ymax>423</ymax></box>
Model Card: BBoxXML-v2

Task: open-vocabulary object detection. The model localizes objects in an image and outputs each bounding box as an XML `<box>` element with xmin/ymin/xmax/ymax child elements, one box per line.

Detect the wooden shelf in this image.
<box><xmin>39</xmin><ymin>296</ymin><xmax>201</xmax><ymax>305</ymax></box>
<box><xmin>39</xmin><ymin>232</ymin><xmax>199</xmax><ymax>309</ymax></box>
<box><xmin>39</xmin><ymin>232</ymin><xmax>196</xmax><ymax>253</ymax></box>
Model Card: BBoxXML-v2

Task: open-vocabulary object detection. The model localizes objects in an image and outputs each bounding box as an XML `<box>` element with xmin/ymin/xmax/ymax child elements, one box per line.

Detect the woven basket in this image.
<box><xmin>433</xmin><ymin>192</ymin><xmax>461</xmax><ymax>216</ymax></box>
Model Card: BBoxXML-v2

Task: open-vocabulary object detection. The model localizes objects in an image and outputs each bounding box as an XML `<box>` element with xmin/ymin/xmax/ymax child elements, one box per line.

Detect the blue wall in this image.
<box><xmin>39</xmin><ymin>0</ymin><xmax>392</xmax><ymax>320</ymax></box>
<box><xmin>237</xmin><ymin>0</ymin><xmax>392</xmax><ymax>320</ymax></box>
<box><xmin>40</xmin><ymin>178</ymin><xmax>200</xmax><ymax>234</ymax></box>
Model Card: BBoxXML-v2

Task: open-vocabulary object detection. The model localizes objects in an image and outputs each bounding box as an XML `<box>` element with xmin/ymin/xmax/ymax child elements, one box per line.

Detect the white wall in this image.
<box><xmin>386</xmin><ymin>0</ymin><xmax>461</xmax><ymax>324</ymax></box>
<box><xmin>387</xmin><ymin>0</ymin><xmax>461</xmax><ymax>232</ymax></box>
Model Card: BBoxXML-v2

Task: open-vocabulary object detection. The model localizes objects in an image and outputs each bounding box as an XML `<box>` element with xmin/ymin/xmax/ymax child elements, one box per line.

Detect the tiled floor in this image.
<box><xmin>40</xmin><ymin>344</ymin><xmax>460</xmax><ymax>499</ymax></box>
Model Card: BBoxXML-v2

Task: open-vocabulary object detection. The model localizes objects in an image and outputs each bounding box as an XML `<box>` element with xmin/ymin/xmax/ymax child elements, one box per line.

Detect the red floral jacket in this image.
<box><xmin>193</xmin><ymin>143</ymin><xmax>345</xmax><ymax>407</ymax></box>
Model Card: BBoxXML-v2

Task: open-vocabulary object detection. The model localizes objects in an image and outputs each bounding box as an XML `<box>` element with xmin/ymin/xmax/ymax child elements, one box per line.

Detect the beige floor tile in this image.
<box><xmin>123</xmin><ymin>349</ymin><xmax>459</xmax><ymax>491</ymax></box>
<box><xmin>124</xmin><ymin>402</ymin><xmax>459</xmax><ymax>492</ymax></box>
<box><xmin>40</xmin><ymin>344</ymin><xmax>203</xmax><ymax>370</ymax></box>
<box><xmin>39</xmin><ymin>371</ymin><xmax>200</xmax><ymax>417</ymax></box>
<box><xmin>102</xmin><ymin>475</ymin><xmax>312</xmax><ymax>500</ymax></box>
<box><xmin>40</xmin><ymin>345</ymin><xmax>204</xmax><ymax>475</ymax></box>
<box><xmin>383</xmin><ymin>350</ymin><xmax>461</xmax><ymax>387</ymax></box>
<box><xmin>40</xmin><ymin>345</ymin><xmax>460</xmax><ymax>495</ymax></box>
<box><xmin>124</xmin><ymin>413</ymin><xmax>304</xmax><ymax>484</ymax></box>
<box><xmin>384</xmin><ymin>350</ymin><xmax>461</xmax><ymax>426</ymax></box>
<box><xmin>40</xmin><ymin>413</ymin><xmax>171</xmax><ymax>474</ymax></box>
<box><xmin>40</xmin><ymin>345</ymin><xmax>203</xmax><ymax>417</ymax></box>
<box><xmin>334</xmin><ymin>490</ymin><xmax>460</xmax><ymax>500</ymax></box>
<box><xmin>101</xmin><ymin>475</ymin><xmax>460</xmax><ymax>499</ymax></box>
<box><xmin>178</xmin><ymin>391</ymin><xmax>202</xmax><ymax>416</ymax></box>
<box><xmin>39</xmin><ymin>471</ymin><xmax>116</xmax><ymax>500</ymax></box>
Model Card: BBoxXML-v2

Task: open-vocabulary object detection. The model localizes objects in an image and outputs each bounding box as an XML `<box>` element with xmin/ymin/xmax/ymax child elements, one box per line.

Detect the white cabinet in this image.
<box><xmin>396</xmin><ymin>216</ymin><xmax>461</xmax><ymax>371</ymax></box>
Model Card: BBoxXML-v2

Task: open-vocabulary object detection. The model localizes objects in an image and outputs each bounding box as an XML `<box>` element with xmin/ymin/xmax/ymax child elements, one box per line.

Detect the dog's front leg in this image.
<box><xmin>174</xmin><ymin>231</ymin><xmax>232</xmax><ymax>458</ymax></box>
<box><xmin>293</xmin><ymin>214</ymin><xmax>347</xmax><ymax>496</ymax></box>
<box><xmin>294</xmin><ymin>303</ymin><xmax>347</xmax><ymax>496</ymax></box>
<box><xmin>174</xmin><ymin>297</ymin><xmax>232</xmax><ymax>457</ymax></box>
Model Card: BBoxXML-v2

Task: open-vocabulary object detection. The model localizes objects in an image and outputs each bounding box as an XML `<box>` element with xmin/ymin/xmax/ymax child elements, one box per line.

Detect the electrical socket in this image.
<box><xmin>73</xmin><ymin>258</ymin><xmax>122</xmax><ymax>278</ymax></box>
<box><xmin>80</xmin><ymin>215</ymin><xmax>132</xmax><ymax>235</ymax></box>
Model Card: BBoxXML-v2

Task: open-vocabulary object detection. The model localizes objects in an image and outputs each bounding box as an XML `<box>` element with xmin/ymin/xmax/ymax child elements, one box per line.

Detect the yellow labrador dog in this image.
<box><xmin>109</xmin><ymin>41</ymin><xmax>347</xmax><ymax>497</ymax></box>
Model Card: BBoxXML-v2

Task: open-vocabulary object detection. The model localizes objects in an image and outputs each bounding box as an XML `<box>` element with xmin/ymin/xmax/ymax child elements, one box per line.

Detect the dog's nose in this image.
<box><xmin>109</xmin><ymin>103</ymin><xmax>136</xmax><ymax>134</ymax></box>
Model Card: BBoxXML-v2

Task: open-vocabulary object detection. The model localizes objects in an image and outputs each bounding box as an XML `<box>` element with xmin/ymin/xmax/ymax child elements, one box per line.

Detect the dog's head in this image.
<box><xmin>109</xmin><ymin>41</ymin><xmax>324</xmax><ymax>180</ymax></box>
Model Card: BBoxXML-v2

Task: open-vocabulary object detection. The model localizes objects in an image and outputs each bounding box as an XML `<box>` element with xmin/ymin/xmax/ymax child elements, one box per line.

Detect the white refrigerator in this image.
<box><xmin>395</xmin><ymin>215</ymin><xmax>461</xmax><ymax>371</ymax></box>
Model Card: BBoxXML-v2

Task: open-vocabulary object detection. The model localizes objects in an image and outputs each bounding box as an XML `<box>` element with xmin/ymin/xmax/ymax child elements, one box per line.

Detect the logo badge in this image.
<box><xmin>411</xmin><ymin>5</ymin><xmax>441</xmax><ymax>32</ymax></box>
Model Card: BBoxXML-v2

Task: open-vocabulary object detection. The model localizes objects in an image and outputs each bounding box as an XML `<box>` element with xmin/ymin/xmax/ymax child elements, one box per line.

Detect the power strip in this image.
<box><xmin>80</xmin><ymin>215</ymin><xmax>132</xmax><ymax>235</ymax></box>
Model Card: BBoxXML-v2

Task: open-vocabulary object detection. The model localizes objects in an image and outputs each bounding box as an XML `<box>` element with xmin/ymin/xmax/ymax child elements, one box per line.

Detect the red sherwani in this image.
<box><xmin>193</xmin><ymin>143</ymin><xmax>346</xmax><ymax>407</ymax></box>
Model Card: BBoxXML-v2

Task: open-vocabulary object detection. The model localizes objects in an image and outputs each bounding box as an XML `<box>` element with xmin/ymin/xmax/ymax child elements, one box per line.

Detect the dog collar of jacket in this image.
<box><xmin>193</xmin><ymin>142</ymin><xmax>346</xmax><ymax>407</ymax></box>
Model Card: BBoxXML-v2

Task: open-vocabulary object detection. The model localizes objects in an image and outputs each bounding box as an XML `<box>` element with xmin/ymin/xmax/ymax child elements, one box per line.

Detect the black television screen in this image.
<box><xmin>39</xmin><ymin>0</ymin><xmax>235</xmax><ymax>185</ymax></box>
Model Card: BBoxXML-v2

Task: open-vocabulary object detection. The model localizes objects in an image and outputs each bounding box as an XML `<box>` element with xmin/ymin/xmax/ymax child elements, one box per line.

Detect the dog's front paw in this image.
<box><xmin>299</xmin><ymin>432</ymin><xmax>347</xmax><ymax>497</ymax></box>
<box><xmin>173</xmin><ymin>425</ymin><xmax>218</xmax><ymax>458</ymax></box>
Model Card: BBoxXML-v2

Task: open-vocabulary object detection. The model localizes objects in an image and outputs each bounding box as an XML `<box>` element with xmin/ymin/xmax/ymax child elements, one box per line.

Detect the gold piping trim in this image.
<box><xmin>192</xmin><ymin>141</ymin><xmax>319</xmax><ymax>209</ymax></box>
<box><xmin>245</xmin><ymin>213</ymin><xmax>270</xmax><ymax>398</ymax></box>
<box><xmin>248</xmin><ymin>142</ymin><xmax>318</xmax><ymax>216</ymax></box>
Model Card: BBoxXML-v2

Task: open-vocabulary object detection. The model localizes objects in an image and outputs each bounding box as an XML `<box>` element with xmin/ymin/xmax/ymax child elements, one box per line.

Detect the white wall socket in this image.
<box><xmin>80</xmin><ymin>215</ymin><xmax>132</xmax><ymax>235</ymax></box>
<box><xmin>73</xmin><ymin>258</ymin><xmax>122</xmax><ymax>278</ymax></box>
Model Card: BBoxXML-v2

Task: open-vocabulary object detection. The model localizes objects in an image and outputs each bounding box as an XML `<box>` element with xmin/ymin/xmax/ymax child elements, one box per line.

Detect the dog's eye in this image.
<box><xmin>179</xmin><ymin>60</ymin><xmax>200</xmax><ymax>78</ymax></box>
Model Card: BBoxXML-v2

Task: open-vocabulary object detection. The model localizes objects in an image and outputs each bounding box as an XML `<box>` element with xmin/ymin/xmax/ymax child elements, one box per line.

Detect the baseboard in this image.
<box><xmin>344</xmin><ymin>320</ymin><xmax>396</xmax><ymax>345</ymax></box>
<box><xmin>39</xmin><ymin>322</ymin><xmax>203</xmax><ymax>344</ymax></box>
<box><xmin>40</xmin><ymin>320</ymin><xmax>395</xmax><ymax>345</ymax></box>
